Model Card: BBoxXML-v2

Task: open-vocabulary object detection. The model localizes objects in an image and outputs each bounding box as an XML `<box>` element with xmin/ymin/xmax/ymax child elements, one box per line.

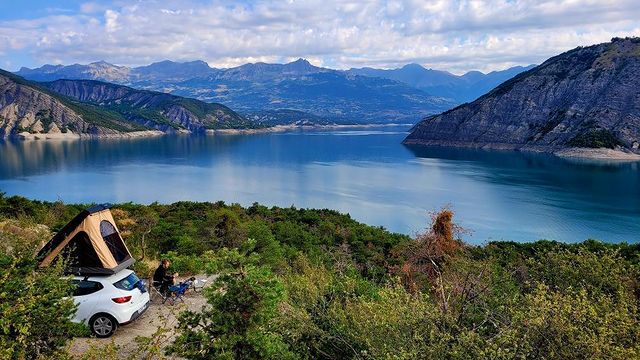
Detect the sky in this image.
<box><xmin>1</xmin><ymin>0</ymin><xmax>639</xmax><ymax>74</ymax></box>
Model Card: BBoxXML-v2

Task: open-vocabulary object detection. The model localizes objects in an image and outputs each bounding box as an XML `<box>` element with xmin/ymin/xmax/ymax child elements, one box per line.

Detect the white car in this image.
<box><xmin>71</xmin><ymin>269</ymin><xmax>150</xmax><ymax>337</ymax></box>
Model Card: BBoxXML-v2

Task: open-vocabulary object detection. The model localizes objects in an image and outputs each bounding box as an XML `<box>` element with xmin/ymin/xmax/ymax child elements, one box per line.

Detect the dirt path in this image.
<box><xmin>69</xmin><ymin>276</ymin><xmax>213</xmax><ymax>358</ymax></box>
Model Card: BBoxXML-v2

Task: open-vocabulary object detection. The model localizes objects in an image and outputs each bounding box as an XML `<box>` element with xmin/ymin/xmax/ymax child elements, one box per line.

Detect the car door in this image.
<box><xmin>72</xmin><ymin>280</ymin><xmax>104</xmax><ymax>323</ymax></box>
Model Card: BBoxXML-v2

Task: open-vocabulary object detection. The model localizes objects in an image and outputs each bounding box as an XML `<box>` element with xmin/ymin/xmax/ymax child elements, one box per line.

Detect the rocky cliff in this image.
<box><xmin>0</xmin><ymin>70</ymin><xmax>144</xmax><ymax>138</ymax></box>
<box><xmin>404</xmin><ymin>38</ymin><xmax>640</xmax><ymax>156</ymax></box>
<box><xmin>0</xmin><ymin>70</ymin><xmax>255</xmax><ymax>138</ymax></box>
<box><xmin>43</xmin><ymin>79</ymin><xmax>253</xmax><ymax>132</ymax></box>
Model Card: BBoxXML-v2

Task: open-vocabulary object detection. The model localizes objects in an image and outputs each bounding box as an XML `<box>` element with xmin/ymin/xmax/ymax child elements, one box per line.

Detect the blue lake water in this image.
<box><xmin>0</xmin><ymin>126</ymin><xmax>638</xmax><ymax>244</ymax></box>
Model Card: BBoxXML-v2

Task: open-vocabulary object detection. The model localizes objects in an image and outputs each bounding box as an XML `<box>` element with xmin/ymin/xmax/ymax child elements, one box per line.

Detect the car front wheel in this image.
<box><xmin>90</xmin><ymin>313</ymin><xmax>118</xmax><ymax>338</ymax></box>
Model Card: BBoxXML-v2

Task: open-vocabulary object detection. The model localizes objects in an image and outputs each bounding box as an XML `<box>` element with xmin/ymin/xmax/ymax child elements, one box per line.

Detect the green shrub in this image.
<box><xmin>0</xmin><ymin>254</ymin><xmax>77</xmax><ymax>359</ymax></box>
<box><xmin>567</xmin><ymin>129</ymin><xmax>623</xmax><ymax>148</ymax></box>
<box><xmin>169</xmin><ymin>246</ymin><xmax>295</xmax><ymax>359</ymax></box>
<box><xmin>162</xmin><ymin>250</ymin><xmax>219</xmax><ymax>275</ymax></box>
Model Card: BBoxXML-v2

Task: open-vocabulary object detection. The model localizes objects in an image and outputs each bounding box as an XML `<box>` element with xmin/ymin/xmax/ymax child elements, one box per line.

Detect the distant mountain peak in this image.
<box><xmin>284</xmin><ymin>58</ymin><xmax>316</xmax><ymax>71</ymax></box>
<box><xmin>187</xmin><ymin>60</ymin><xmax>209</xmax><ymax>66</ymax></box>
<box><xmin>401</xmin><ymin>63</ymin><xmax>425</xmax><ymax>70</ymax></box>
<box><xmin>289</xmin><ymin>58</ymin><xmax>311</xmax><ymax>65</ymax></box>
<box><xmin>89</xmin><ymin>60</ymin><xmax>118</xmax><ymax>67</ymax></box>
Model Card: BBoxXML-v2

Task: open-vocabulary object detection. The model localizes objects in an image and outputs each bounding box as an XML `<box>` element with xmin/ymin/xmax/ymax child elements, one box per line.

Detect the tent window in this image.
<box><xmin>61</xmin><ymin>232</ymin><xmax>103</xmax><ymax>268</ymax></box>
<box><xmin>100</xmin><ymin>220</ymin><xmax>129</xmax><ymax>263</ymax></box>
<box><xmin>100</xmin><ymin>221</ymin><xmax>118</xmax><ymax>237</ymax></box>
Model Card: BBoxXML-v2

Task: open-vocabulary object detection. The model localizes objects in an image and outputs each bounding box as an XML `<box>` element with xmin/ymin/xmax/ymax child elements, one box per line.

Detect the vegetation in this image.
<box><xmin>0</xmin><ymin>215</ymin><xmax>78</xmax><ymax>359</ymax></box>
<box><xmin>568</xmin><ymin>128</ymin><xmax>624</xmax><ymax>149</ymax></box>
<box><xmin>1</xmin><ymin>193</ymin><xmax>639</xmax><ymax>359</ymax></box>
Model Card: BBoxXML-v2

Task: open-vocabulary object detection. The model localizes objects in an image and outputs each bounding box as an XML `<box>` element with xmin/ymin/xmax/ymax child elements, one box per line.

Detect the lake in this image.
<box><xmin>0</xmin><ymin>126</ymin><xmax>638</xmax><ymax>244</ymax></box>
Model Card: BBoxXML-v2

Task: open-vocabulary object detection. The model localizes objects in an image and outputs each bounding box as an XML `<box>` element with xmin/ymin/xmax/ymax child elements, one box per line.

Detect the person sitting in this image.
<box><xmin>153</xmin><ymin>259</ymin><xmax>178</xmax><ymax>295</ymax></box>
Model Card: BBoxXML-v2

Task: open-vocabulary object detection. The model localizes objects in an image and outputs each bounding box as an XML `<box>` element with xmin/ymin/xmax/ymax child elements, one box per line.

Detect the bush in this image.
<box><xmin>162</xmin><ymin>250</ymin><xmax>219</xmax><ymax>275</ymax></box>
<box><xmin>0</xmin><ymin>253</ymin><xmax>77</xmax><ymax>359</ymax></box>
<box><xmin>169</xmin><ymin>246</ymin><xmax>294</xmax><ymax>359</ymax></box>
<box><xmin>567</xmin><ymin>129</ymin><xmax>623</xmax><ymax>148</ymax></box>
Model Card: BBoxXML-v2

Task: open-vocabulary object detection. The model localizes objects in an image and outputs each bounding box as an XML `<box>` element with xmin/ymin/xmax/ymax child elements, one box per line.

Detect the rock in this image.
<box><xmin>404</xmin><ymin>37</ymin><xmax>640</xmax><ymax>156</ymax></box>
<box><xmin>0</xmin><ymin>69</ymin><xmax>256</xmax><ymax>138</ymax></box>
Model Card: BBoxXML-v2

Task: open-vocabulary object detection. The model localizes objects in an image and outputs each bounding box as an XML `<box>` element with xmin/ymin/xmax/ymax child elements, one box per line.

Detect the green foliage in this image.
<box><xmin>328</xmin><ymin>284</ymin><xmax>441</xmax><ymax>359</ymax></box>
<box><xmin>176</xmin><ymin>98</ymin><xmax>255</xmax><ymax>129</ymax></box>
<box><xmin>0</xmin><ymin>224</ymin><xmax>78</xmax><ymax>359</ymax></box>
<box><xmin>169</xmin><ymin>245</ymin><xmax>295</xmax><ymax>359</ymax></box>
<box><xmin>527</xmin><ymin>248</ymin><xmax>638</xmax><ymax>298</ymax></box>
<box><xmin>62</xmin><ymin>99</ymin><xmax>148</xmax><ymax>132</ymax></box>
<box><xmin>163</xmin><ymin>250</ymin><xmax>219</xmax><ymax>275</ymax></box>
<box><xmin>104</xmin><ymin>103</ymin><xmax>184</xmax><ymax>130</ymax></box>
<box><xmin>568</xmin><ymin>128</ymin><xmax>623</xmax><ymax>148</ymax></box>
<box><xmin>2</xmin><ymin>196</ymin><xmax>640</xmax><ymax>359</ymax></box>
<box><xmin>494</xmin><ymin>285</ymin><xmax>640</xmax><ymax>359</ymax></box>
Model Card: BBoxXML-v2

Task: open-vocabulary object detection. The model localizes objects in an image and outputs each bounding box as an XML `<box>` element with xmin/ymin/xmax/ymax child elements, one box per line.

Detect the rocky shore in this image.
<box><xmin>14</xmin><ymin>130</ymin><xmax>165</xmax><ymax>140</ymax></box>
<box><xmin>404</xmin><ymin>38</ymin><xmax>640</xmax><ymax>161</ymax></box>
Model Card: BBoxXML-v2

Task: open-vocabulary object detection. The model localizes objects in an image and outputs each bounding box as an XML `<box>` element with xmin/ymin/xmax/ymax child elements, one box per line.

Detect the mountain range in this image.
<box><xmin>404</xmin><ymin>37</ymin><xmax>640</xmax><ymax>157</ymax></box>
<box><xmin>6</xmin><ymin>38</ymin><xmax>639</xmax><ymax>158</ymax></box>
<box><xmin>347</xmin><ymin>64</ymin><xmax>536</xmax><ymax>103</ymax></box>
<box><xmin>0</xmin><ymin>69</ymin><xmax>252</xmax><ymax>138</ymax></box>
<box><xmin>15</xmin><ymin>59</ymin><xmax>533</xmax><ymax>124</ymax></box>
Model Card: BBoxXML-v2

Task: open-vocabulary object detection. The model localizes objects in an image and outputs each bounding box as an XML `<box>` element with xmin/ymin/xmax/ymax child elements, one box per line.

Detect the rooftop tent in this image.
<box><xmin>37</xmin><ymin>204</ymin><xmax>135</xmax><ymax>276</ymax></box>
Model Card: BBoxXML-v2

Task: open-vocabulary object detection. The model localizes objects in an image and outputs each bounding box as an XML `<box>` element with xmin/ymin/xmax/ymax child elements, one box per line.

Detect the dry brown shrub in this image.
<box><xmin>397</xmin><ymin>207</ymin><xmax>467</xmax><ymax>295</ymax></box>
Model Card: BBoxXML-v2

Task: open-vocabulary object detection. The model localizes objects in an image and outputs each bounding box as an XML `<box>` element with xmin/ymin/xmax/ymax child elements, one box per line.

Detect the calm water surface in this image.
<box><xmin>0</xmin><ymin>127</ymin><xmax>638</xmax><ymax>244</ymax></box>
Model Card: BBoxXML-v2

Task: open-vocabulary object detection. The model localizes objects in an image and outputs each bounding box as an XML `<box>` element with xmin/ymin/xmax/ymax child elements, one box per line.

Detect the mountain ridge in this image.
<box><xmin>15</xmin><ymin>59</ymin><xmax>533</xmax><ymax>124</ymax></box>
<box><xmin>0</xmin><ymin>70</ymin><xmax>256</xmax><ymax>138</ymax></box>
<box><xmin>403</xmin><ymin>37</ymin><xmax>640</xmax><ymax>158</ymax></box>
<box><xmin>347</xmin><ymin>63</ymin><xmax>536</xmax><ymax>102</ymax></box>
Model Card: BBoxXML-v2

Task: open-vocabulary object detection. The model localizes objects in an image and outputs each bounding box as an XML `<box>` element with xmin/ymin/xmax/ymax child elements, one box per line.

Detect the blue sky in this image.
<box><xmin>1</xmin><ymin>0</ymin><xmax>639</xmax><ymax>73</ymax></box>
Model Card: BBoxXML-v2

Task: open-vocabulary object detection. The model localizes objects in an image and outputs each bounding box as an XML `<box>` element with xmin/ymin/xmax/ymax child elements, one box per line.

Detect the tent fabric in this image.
<box><xmin>37</xmin><ymin>204</ymin><xmax>134</xmax><ymax>275</ymax></box>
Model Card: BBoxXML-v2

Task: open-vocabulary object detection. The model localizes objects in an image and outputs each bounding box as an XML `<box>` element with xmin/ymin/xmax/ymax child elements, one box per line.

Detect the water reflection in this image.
<box><xmin>0</xmin><ymin>129</ymin><xmax>638</xmax><ymax>243</ymax></box>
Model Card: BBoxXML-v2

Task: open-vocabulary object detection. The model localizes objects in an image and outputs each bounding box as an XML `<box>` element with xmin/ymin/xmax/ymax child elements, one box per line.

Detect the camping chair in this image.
<box><xmin>166</xmin><ymin>281</ymin><xmax>191</xmax><ymax>303</ymax></box>
<box><xmin>149</xmin><ymin>277</ymin><xmax>192</xmax><ymax>305</ymax></box>
<box><xmin>149</xmin><ymin>277</ymin><xmax>173</xmax><ymax>304</ymax></box>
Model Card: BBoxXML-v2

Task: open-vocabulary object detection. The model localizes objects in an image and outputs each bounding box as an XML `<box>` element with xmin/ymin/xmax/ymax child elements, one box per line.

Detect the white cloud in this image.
<box><xmin>2</xmin><ymin>0</ymin><xmax>640</xmax><ymax>73</ymax></box>
<box><xmin>80</xmin><ymin>2</ymin><xmax>109</xmax><ymax>14</ymax></box>
<box><xmin>104</xmin><ymin>9</ymin><xmax>120</xmax><ymax>32</ymax></box>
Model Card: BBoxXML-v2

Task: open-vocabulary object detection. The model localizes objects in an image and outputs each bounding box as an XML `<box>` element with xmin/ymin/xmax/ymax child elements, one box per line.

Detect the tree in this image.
<box><xmin>169</xmin><ymin>244</ymin><xmax>295</xmax><ymax>359</ymax></box>
<box><xmin>0</xmin><ymin>220</ymin><xmax>77</xmax><ymax>359</ymax></box>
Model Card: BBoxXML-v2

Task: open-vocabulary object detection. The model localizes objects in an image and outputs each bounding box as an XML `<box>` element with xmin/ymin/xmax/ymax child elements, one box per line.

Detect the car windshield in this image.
<box><xmin>113</xmin><ymin>272</ymin><xmax>140</xmax><ymax>291</ymax></box>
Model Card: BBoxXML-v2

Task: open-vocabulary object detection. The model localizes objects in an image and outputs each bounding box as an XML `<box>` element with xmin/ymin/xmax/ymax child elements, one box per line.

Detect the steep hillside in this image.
<box><xmin>0</xmin><ymin>70</ymin><xmax>146</xmax><ymax>138</ymax></box>
<box><xmin>404</xmin><ymin>38</ymin><xmax>640</xmax><ymax>157</ymax></box>
<box><xmin>43</xmin><ymin>79</ymin><xmax>253</xmax><ymax>132</ymax></box>
<box><xmin>0</xmin><ymin>70</ymin><xmax>256</xmax><ymax>138</ymax></box>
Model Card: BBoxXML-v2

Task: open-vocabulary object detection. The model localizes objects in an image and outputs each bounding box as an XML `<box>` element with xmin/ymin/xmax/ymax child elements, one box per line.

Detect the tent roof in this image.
<box><xmin>36</xmin><ymin>203</ymin><xmax>114</xmax><ymax>264</ymax></box>
<box><xmin>67</xmin><ymin>257</ymin><xmax>135</xmax><ymax>276</ymax></box>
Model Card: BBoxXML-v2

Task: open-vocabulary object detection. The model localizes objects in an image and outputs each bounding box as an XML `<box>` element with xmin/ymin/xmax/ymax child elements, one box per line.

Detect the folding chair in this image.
<box><xmin>149</xmin><ymin>277</ymin><xmax>188</xmax><ymax>305</ymax></box>
<box><xmin>149</xmin><ymin>278</ymin><xmax>174</xmax><ymax>304</ymax></box>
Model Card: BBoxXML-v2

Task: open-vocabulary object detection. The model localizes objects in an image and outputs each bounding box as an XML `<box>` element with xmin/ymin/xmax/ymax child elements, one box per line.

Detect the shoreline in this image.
<box><xmin>8</xmin><ymin>128</ymin><xmax>640</xmax><ymax>161</ymax></box>
<box><xmin>13</xmin><ymin>130</ymin><xmax>165</xmax><ymax>141</ymax></box>
<box><xmin>553</xmin><ymin>147</ymin><xmax>640</xmax><ymax>161</ymax></box>
<box><xmin>206</xmin><ymin>123</ymin><xmax>412</xmax><ymax>135</ymax></box>
<box><xmin>7</xmin><ymin>123</ymin><xmax>413</xmax><ymax>140</ymax></box>
<box><xmin>402</xmin><ymin>139</ymin><xmax>640</xmax><ymax>161</ymax></box>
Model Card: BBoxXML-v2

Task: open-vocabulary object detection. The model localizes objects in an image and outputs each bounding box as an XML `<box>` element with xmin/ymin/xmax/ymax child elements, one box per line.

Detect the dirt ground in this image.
<box><xmin>68</xmin><ymin>276</ymin><xmax>214</xmax><ymax>358</ymax></box>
